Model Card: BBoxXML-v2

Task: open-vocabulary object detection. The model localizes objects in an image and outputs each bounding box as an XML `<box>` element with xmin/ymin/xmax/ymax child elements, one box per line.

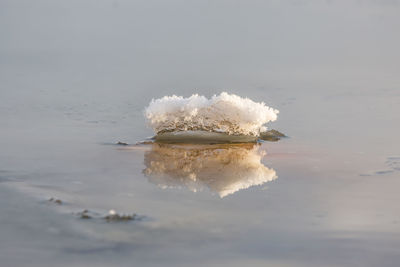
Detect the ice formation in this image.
<box><xmin>144</xmin><ymin>92</ymin><xmax>279</xmax><ymax>136</ymax></box>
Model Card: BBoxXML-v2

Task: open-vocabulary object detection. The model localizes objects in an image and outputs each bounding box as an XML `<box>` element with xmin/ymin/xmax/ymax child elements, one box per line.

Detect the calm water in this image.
<box><xmin>1</xmin><ymin>1</ymin><xmax>400</xmax><ymax>266</ymax></box>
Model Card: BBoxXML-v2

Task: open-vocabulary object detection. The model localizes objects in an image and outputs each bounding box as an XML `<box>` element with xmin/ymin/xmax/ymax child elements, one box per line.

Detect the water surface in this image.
<box><xmin>1</xmin><ymin>1</ymin><xmax>400</xmax><ymax>266</ymax></box>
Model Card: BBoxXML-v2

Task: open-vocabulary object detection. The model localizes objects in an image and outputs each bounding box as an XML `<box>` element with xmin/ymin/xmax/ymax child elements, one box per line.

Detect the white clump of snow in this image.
<box><xmin>144</xmin><ymin>92</ymin><xmax>279</xmax><ymax>136</ymax></box>
<box><xmin>108</xmin><ymin>209</ymin><xmax>116</xmax><ymax>215</ymax></box>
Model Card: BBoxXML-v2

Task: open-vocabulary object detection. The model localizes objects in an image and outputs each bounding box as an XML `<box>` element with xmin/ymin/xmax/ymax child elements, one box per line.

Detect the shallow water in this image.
<box><xmin>1</xmin><ymin>1</ymin><xmax>400</xmax><ymax>266</ymax></box>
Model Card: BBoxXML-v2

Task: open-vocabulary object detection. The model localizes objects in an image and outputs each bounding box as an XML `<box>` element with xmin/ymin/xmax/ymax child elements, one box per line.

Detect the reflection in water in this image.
<box><xmin>143</xmin><ymin>143</ymin><xmax>277</xmax><ymax>198</ymax></box>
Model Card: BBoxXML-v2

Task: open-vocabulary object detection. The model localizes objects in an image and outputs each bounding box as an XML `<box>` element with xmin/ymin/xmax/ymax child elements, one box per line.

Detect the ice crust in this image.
<box><xmin>144</xmin><ymin>92</ymin><xmax>279</xmax><ymax>136</ymax></box>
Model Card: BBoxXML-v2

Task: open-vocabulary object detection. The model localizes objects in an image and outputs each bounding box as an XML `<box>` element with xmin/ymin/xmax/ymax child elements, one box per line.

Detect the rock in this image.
<box><xmin>116</xmin><ymin>141</ymin><xmax>129</xmax><ymax>145</ymax></box>
<box><xmin>48</xmin><ymin>197</ymin><xmax>62</xmax><ymax>205</ymax></box>
<box><xmin>75</xmin><ymin>209</ymin><xmax>139</xmax><ymax>222</ymax></box>
<box><xmin>77</xmin><ymin>209</ymin><xmax>92</xmax><ymax>219</ymax></box>
<box><xmin>104</xmin><ymin>210</ymin><xmax>136</xmax><ymax>222</ymax></box>
<box><xmin>259</xmin><ymin>129</ymin><xmax>286</xmax><ymax>142</ymax></box>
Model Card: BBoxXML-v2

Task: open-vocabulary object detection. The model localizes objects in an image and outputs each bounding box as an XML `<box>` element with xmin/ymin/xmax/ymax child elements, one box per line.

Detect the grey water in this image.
<box><xmin>1</xmin><ymin>0</ymin><xmax>400</xmax><ymax>266</ymax></box>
